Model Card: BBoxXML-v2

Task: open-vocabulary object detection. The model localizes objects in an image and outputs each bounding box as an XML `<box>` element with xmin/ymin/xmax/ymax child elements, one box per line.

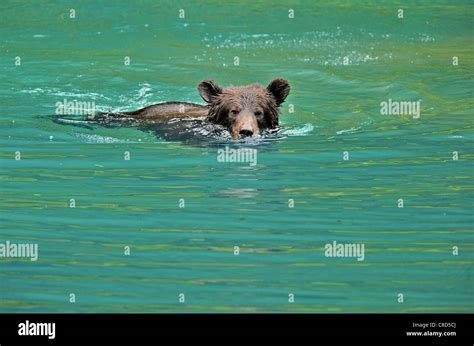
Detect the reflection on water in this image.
<box><xmin>211</xmin><ymin>188</ymin><xmax>259</xmax><ymax>200</ymax></box>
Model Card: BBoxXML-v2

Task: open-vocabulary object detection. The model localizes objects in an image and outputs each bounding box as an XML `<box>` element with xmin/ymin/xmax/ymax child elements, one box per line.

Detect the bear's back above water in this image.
<box><xmin>87</xmin><ymin>79</ymin><xmax>290</xmax><ymax>140</ymax></box>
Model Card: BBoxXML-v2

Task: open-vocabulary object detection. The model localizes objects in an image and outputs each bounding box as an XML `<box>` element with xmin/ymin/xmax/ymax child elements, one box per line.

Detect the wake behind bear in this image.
<box><xmin>76</xmin><ymin>79</ymin><xmax>290</xmax><ymax>141</ymax></box>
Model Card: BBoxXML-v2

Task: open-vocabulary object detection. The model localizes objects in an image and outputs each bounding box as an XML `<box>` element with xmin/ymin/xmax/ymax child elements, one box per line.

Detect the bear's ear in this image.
<box><xmin>267</xmin><ymin>79</ymin><xmax>290</xmax><ymax>105</ymax></box>
<box><xmin>198</xmin><ymin>80</ymin><xmax>223</xmax><ymax>103</ymax></box>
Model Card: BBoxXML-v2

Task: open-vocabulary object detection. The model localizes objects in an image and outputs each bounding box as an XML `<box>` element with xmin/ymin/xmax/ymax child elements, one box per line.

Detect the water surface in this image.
<box><xmin>1</xmin><ymin>0</ymin><xmax>473</xmax><ymax>312</ymax></box>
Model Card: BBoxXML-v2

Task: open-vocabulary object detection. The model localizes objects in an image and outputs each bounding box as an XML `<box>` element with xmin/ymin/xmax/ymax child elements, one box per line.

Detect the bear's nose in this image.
<box><xmin>239</xmin><ymin>129</ymin><xmax>254</xmax><ymax>137</ymax></box>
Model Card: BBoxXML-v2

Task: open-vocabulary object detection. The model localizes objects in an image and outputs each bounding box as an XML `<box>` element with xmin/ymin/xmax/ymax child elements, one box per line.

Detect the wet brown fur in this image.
<box><xmin>199</xmin><ymin>79</ymin><xmax>290</xmax><ymax>138</ymax></box>
<box><xmin>90</xmin><ymin>79</ymin><xmax>290</xmax><ymax>139</ymax></box>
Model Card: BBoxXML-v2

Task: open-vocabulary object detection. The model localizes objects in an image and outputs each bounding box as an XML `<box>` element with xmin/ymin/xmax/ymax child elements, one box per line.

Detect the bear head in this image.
<box><xmin>198</xmin><ymin>79</ymin><xmax>290</xmax><ymax>139</ymax></box>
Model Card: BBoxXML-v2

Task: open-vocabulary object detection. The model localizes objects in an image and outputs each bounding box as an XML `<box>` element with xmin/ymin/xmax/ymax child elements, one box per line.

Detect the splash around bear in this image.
<box><xmin>83</xmin><ymin>79</ymin><xmax>291</xmax><ymax>140</ymax></box>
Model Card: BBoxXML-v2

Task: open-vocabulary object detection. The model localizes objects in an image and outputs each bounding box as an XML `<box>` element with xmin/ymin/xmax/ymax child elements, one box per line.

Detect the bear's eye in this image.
<box><xmin>230</xmin><ymin>109</ymin><xmax>239</xmax><ymax>115</ymax></box>
<box><xmin>254</xmin><ymin>111</ymin><xmax>263</xmax><ymax>116</ymax></box>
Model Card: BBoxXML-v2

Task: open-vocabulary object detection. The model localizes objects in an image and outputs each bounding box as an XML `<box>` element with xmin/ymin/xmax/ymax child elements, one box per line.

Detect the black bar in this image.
<box><xmin>0</xmin><ymin>313</ymin><xmax>472</xmax><ymax>345</ymax></box>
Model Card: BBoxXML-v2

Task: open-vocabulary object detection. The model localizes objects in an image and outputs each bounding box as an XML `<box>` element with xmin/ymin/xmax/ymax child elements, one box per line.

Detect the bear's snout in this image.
<box><xmin>233</xmin><ymin>113</ymin><xmax>259</xmax><ymax>139</ymax></box>
<box><xmin>239</xmin><ymin>129</ymin><xmax>254</xmax><ymax>137</ymax></box>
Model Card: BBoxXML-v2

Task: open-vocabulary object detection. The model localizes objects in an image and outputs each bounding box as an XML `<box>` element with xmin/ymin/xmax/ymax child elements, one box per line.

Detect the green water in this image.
<box><xmin>1</xmin><ymin>0</ymin><xmax>473</xmax><ymax>312</ymax></box>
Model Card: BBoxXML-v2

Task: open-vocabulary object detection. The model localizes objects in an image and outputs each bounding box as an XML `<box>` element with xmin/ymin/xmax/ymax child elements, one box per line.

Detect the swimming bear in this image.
<box><xmin>86</xmin><ymin>79</ymin><xmax>291</xmax><ymax>140</ymax></box>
